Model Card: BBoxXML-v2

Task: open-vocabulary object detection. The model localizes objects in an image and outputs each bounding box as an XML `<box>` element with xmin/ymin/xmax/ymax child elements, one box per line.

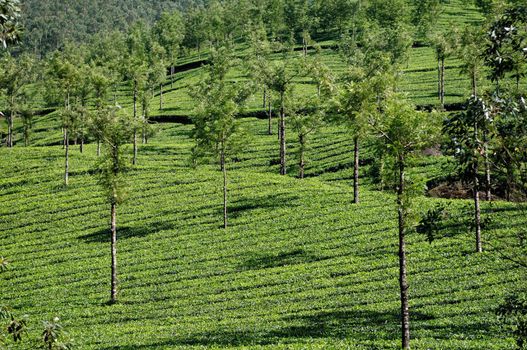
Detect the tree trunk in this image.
<box><xmin>221</xmin><ymin>147</ymin><xmax>227</xmax><ymax>229</ymax></box>
<box><xmin>142</xmin><ymin>118</ymin><xmax>147</xmax><ymax>145</ymax></box>
<box><xmin>474</xmin><ymin>121</ymin><xmax>482</xmax><ymax>252</ymax></box>
<box><xmin>170</xmin><ymin>63</ymin><xmax>174</xmax><ymax>89</ymax></box>
<box><xmin>353</xmin><ymin>136</ymin><xmax>359</xmax><ymax>204</ymax></box>
<box><xmin>483</xmin><ymin>133</ymin><xmax>491</xmax><ymax>201</ymax></box>
<box><xmin>299</xmin><ymin>134</ymin><xmax>305</xmax><ymax>179</ymax></box>
<box><xmin>397</xmin><ymin>155</ymin><xmax>410</xmax><ymax>350</ymax></box>
<box><xmin>80</xmin><ymin>137</ymin><xmax>84</xmax><ymax>154</ymax></box>
<box><xmin>441</xmin><ymin>58</ymin><xmax>445</xmax><ymax>104</ymax></box>
<box><xmin>471</xmin><ymin>70</ymin><xmax>477</xmax><ymax>97</ymax></box>
<box><xmin>110</xmin><ymin>201</ymin><xmax>118</xmax><ymax>303</ymax></box>
<box><xmin>279</xmin><ymin>92</ymin><xmax>286</xmax><ymax>175</ymax></box>
<box><xmin>474</xmin><ymin>167</ymin><xmax>482</xmax><ymax>253</ymax></box>
<box><xmin>64</xmin><ymin>128</ymin><xmax>69</xmax><ymax>186</ymax></box>
<box><xmin>97</xmin><ymin>140</ymin><xmax>101</xmax><ymax>157</ymax></box>
<box><xmin>268</xmin><ymin>94</ymin><xmax>273</xmax><ymax>135</ymax></box>
<box><xmin>437</xmin><ymin>57</ymin><xmax>441</xmax><ymax>102</ymax></box>
<box><xmin>7</xmin><ymin>110</ymin><xmax>14</xmax><ymax>147</ymax></box>
<box><xmin>263</xmin><ymin>88</ymin><xmax>267</xmax><ymax>109</ymax></box>
<box><xmin>506</xmin><ymin>166</ymin><xmax>513</xmax><ymax>202</ymax></box>
<box><xmin>24</xmin><ymin>125</ymin><xmax>29</xmax><ymax>147</ymax></box>
<box><xmin>160</xmin><ymin>84</ymin><xmax>163</xmax><ymax>110</ymax></box>
<box><xmin>133</xmin><ymin>81</ymin><xmax>138</xmax><ymax>166</ymax></box>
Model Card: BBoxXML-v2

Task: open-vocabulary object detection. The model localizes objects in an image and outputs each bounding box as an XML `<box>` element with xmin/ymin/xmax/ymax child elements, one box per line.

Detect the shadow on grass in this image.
<box><xmin>228</xmin><ymin>194</ymin><xmax>300</xmax><ymax>219</ymax></box>
<box><xmin>240</xmin><ymin>248</ymin><xmax>321</xmax><ymax>270</ymax></box>
<box><xmin>100</xmin><ymin>309</ymin><xmax>442</xmax><ymax>349</ymax></box>
<box><xmin>79</xmin><ymin>221</ymin><xmax>174</xmax><ymax>243</ymax></box>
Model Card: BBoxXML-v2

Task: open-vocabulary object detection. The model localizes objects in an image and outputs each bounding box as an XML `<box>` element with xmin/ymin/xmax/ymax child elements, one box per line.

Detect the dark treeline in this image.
<box><xmin>19</xmin><ymin>0</ymin><xmax>202</xmax><ymax>56</ymax></box>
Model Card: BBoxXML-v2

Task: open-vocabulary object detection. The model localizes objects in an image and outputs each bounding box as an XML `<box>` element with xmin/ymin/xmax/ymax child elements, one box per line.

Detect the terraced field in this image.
<box><xmin>1</xmin><ymin>118</ymin><xmax>525</xmax><ymax>349</ymax></box>
<box><xmin>2</xmin><ymin>1</ymin><xmax>527</xmax><ymax>348</ymax></box>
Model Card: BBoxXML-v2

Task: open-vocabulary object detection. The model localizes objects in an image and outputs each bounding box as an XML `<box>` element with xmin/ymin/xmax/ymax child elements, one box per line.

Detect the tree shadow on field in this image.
<box><xmin>228</xmin><ymin>194</ymin><xmax>300</xmax><ymax>219</ymax></box>
<box><xmin>239</xmin><ymin>248</ymin><xmax>321</xmax><ymax>270</ymax></box>
<box><xmin>78</xmin><ymin>221</ymin><xmax>174</xmax><ymax>243</ymax></box>
<box><xmin>100</xmin><ymin>309</ymin><xmax>437</xmax><ymax>349</ymax></box>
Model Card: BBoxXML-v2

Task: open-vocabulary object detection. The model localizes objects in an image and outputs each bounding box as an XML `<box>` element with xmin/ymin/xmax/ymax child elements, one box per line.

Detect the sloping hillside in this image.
<box><xmin>0</xmin><ymin>119</ymin><xmax>525</xmax><ymax>349</ymax></box>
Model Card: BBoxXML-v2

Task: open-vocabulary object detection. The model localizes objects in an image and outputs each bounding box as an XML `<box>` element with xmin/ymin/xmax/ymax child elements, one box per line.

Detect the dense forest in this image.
<box><xmin>1</xmin><ymin>0</ymin><xmax>527</xmax><ymax>349</ymax></box>
<box><xmin>19</xmin><ymin>0</ymin><xmax>202</xmax><ymax>55</ymax></box>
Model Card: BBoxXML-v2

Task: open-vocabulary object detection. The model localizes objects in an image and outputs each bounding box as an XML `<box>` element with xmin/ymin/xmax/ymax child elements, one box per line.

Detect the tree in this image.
<box><xmin>152</xmin><ymin>10</ymin><xmax>185</xmax><ymax>90</ymax></box>
<box><xmin>182</xmin><ymin>5</ymin><xmax>208</xmax><ymax>54</ymax></box>
<box><xmin>95</xmin><ymin>106</ymin><xmax>133</xmax><ymax>304</ymax></box>
<box><xmin>90</xmin><ymin>66</ymin><xmax>111</xmax><ymax>156</ymax></box>
<box><xmin>190</xmin><ymin>47</ymin><xmax>249</xmax><ymax>229</ymax></box>
<box><xmin>142</xmin><ymin>40</ymin><xmax>166</xmax><ymax>141</ymax></box>
<box><xmin>306</xmin><ymin>51</ymin><xmax>335</xmax><ymax>98</ymax></box>
<box><xmin>332</xmin><ymin>68</ymin><xmax>381</xmax><ymax>203</ymax></box>
<box><xmin>484</xmin><ymin>4</ymin><xmax>527</xmax><ymax>94</ymax></box>
<box><xmin>246</xmin><ymin>21</ymin><xmax>272</xmax><ymax>132</ymax></box>
<box><xmin>311</xmin><ymin>0</ymin><xmax>357</xmax><ymax>36</ymax></box>
<box><xmin>373</xmin><ymin>96</ymin><xmax>434</xmax><ymax>350</ymax></box>
<box><xmin>124</xmin><ymin>22</ymin><xmax>149</xmax><ymax>165</ymax></box>
<box><xmin>289</xmin><ymin>96</ymin><xmax>324</xmax><ymax>179</ymax></box>
<box><xmin>257</xmin><ymin>51</ymin><xmax>303</xmax><ymax>175</ymax></box>
<box><xmin>284</xmin><ymin>0</ymin><xmax>311</xmax><ymax>51</ymax></box>
<box><xmin>0</xmin><ymin>0</ymin><xmax>21</xmax><ymax>48</ymax></box>
<box><xmin>456</xmin><ymin>25</ymin><xmax>485</xmax><ymax>97</ymax></box>
<box><xmin>429</xmin><ymin>28</ymin><xmax>457</xmax><ymax>108</ymax></box>
<box><xmin>0</xmin><ymin>54</ymin><xmax>36</xmax><ymax>147</ymax></box>
<box><xmin>42</xmin><ymin>317</ymin><xmax>72</xmax><ymax>350</ymax></box>
<box><xmin>411</xmin><ymin>0</ymin><xmax>442</xmax><ymax>39</ymax></box>
<box><xmin>443</xmin><ymin>97</ymin><xmax>493</xmax><ymax>252</ymax></box>
<box><xmin>88</xmin><ymin>30</ymin><xmax>126</xmax><ymax>105</ymax></box>
<box><xmin>491</xmin><ymin>94</ymin><xmax>527</xmax><ymax>201</ymax></box>
<box><xmin>46</xmin><ymin>49</ymin><xmax>81</xmax><ymax>186</ymax></box>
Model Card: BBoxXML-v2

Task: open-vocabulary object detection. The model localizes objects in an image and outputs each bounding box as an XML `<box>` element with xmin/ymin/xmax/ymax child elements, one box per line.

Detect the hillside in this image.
<box><xmin>1</xmin><ymin>119</ymin><xmax>525</xmax><ymax>349</ymax></box>
<box><xmin>2</xmin><ymin>0</ymin><xmax>527</xmax><ymax>349</ymax></box>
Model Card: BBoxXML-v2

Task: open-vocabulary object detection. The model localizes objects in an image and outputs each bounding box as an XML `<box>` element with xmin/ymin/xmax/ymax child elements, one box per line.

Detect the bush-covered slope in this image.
<box><xmin>0</xmin><ymin>119</ymin><xmax>524</xmax><ymax>349</ymax></box>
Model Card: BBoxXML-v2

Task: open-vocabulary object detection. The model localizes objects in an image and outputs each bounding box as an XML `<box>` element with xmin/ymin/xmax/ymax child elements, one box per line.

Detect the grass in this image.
<box><xmin>1</xmin><ymin>1</ymin><xmax>526</xmax><ymax>348</ymax></box>
<box><xmin>1</xmin><ymin>117</ymin><xmax>525</xmax><ymax>349</ymax></box>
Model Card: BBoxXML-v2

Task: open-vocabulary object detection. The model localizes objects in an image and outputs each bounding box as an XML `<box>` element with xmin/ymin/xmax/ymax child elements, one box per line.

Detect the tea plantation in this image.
<box><xmin>1</xmin><ymin>118</ymin><xmax>525</xmax><ymax>349</ymax></box>
<box><xmin>2</xmin><ymin>0</ymin><xmax>527</xmax><ymax>348</ymax></box>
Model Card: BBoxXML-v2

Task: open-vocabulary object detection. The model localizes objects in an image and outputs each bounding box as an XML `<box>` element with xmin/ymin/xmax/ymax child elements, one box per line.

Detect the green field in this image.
<box><xmin>1</xmin><ymin>118</ymin><xmax>525</xmax><ymax>349</ymax></box>
<box><xmin>2</xmin><ymin>0</ymin><xmax>527</xmax><ymax>349</ymax></box>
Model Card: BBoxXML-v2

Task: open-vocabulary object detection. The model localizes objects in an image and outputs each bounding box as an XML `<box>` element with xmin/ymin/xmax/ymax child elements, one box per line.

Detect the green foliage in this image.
<box><xmin>0</xmin><ymin>0</ymin><xmax>21</xmax><ymax>48</ymax></box>
<box><xmin>411</xmin><ymin>0</ymin><xmax>443</xmax><ymax>38</ymax></box>
<box><xmin>375</xmin><ymin>96</ymin><xmax>435</xmax><ymax>162</ymax></box>
<box><xmin>0</xmin><ymin>256</ymin><xmax>8</xmax><ymax>271</ymax></box>
<box><xmin>484</xmin><ymin>3</ymin><xmax>527</xmax><ymax>88</ymax></box>
<box><xmin>0</xmin><ymin>306</ymin><xmax>27</xmax><ymax>344</ymax></box>
<box><xmin>498</xmin><ymin>292</ymin><xmax>527</xmax><ymax>349</ymax></box>
<box><xmin>42</xmin><ymin>317</ymin><xmax>72</xmax><ymax>350</ymax></box>
<box><xmin>95</xmin><ymin>106</ymin><xmax>134</xmax><ymax>205</ymax></box>
<box><xmin>20</xmin><ymin>0</ymin><xmax>185</xmax><ymax>55</ymax></box>
<box><xmin>152</xmin><ymin>10</ymin><xmax>185</xmax><ymax>66</ymax></box>
<box><xmin>442</xmin><ymin>97</ymin><xmax>493</xmax><ymax>182</ymax></box>
<box><xmin>190</xmin><ymin>47</ymin><xmax>249</xmax><ymax>164</ymax></box>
